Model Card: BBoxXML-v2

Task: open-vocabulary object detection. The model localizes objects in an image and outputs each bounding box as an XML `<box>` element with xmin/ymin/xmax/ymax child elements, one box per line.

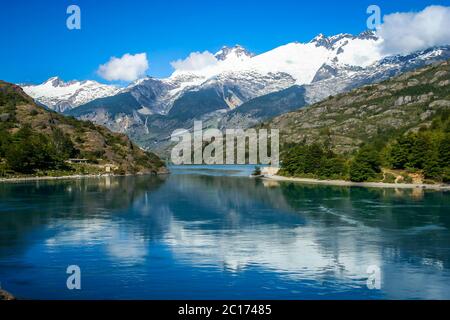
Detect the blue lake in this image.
<box><xmin>0</xmin><ymin>165</ymin><xmax>449</xmax><ymax>300</ymax></box>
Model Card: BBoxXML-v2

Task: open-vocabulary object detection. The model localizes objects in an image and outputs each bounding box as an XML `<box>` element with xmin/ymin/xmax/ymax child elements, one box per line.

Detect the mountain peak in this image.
<box><xmin>311</xmin><ymin>33</ymin><xmax>326</xmax><ymax>41</ymax></box>
<box><xmin>127</xmin><ymin>76</ymin><xmax>153</xmax><ymax>88</ymax></box>
<box><xmin>43</xmin><ymin>76</ymin><xmax>64</xmax><ymax>86</ymax></box>
<box><xmin>215</xmin><ymin>45</ymin><xmax>254</xmax><ymax>61</ymax></box>
<box><xmin>309</xmin><ymin>31</ymin><xmax>380</xmax><ymax>51</ymax></box>
<box><xmin>310</xmin><ymin>33</ymin><xmax>333</xmax><ymax>49</ymax></box>
<box><xmin>41</xmin><ymin>77</ymin><xmax>105</xmax><ymax>88</ymax></box>
<box><xmin>357</xmin><ymin>30</ymin><xmax>379</xmax><ymax>40</ymax></box>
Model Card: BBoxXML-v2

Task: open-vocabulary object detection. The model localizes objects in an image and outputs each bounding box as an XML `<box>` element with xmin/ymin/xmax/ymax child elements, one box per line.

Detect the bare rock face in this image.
<box><xmin>395</xmin><ymin>96</ymin><xmax>413</xmax><ymax>106</ymax></box>
<box><xmin>430</xmin><ymin>100</ymin><xmax>450</xmax><ymax>109</ymax></box>
<box><xmin>430</xmin><ymin>70</ymin><xmax>448</xmax><ymax>83</ymax></box>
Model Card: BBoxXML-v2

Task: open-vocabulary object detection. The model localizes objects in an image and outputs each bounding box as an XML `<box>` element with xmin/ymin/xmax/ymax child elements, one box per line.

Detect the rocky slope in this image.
<box><xmin>262</xmin><ymin>60</ymin><xmax>450</xmax><ymax>154</ymax></box>
<box><xmin>0</xmin><ymin>81</ymin><xmax>166</xmax><ymax>175</ymax></box>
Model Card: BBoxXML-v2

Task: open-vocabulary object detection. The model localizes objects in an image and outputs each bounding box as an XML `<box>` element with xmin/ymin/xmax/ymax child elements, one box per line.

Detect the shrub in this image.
<box><xmin>383</xmin><ymin>173</ymin><xmax>396</xmax><ymax>183</ymax></box>
<box><xmin>442</xmin><ymin>167</ymin><xmax>450</xmax><ymax>183</ymax></box>
<box><xmin>403</xmin><ymin>175</ymin><xmax>413</xmax><ymax>184</ymax></box>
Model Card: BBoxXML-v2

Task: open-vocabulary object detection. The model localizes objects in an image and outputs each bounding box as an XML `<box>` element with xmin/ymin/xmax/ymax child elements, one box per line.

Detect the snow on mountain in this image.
<box><xmin>22</xmin><ymin>77</ymin><xmax>120</xmax><ymax>112</ymax></box>
<box><xmin>245</xmin><ymin>31</ymin><xmax>383</xmax><ymax>83</ymax></box>
<box><xmin>304</xmin><ymin>45</ymin><xmax>450</xmax><ymax>105</ymax></box>
<box><xmin>122</xmin><ymin>73</ymin><xmax>206</xmax><ymax>115</ymax></box>
<box><xmin>22</xmin><ymin>31</ymin><xmax>384</xmax><ymax>116</ymax></box>
<box><xmin>114</xmin><ymin>32</ymin><xmax>382</xmax><ymax>117</ymax></box>
<box><xmin>214</xmin><ymin>44</ymin><xmax>255</xmax><ymax>61</ymax></box>
<box><xmin>169</xmin><ymin>31</ymin><xmax>383</xmax><ymax>85</ymax></box>
<box><xmin>20</xmin><ymin>31</ymin><xmax>450</xmax><ymax>157</ymax></box>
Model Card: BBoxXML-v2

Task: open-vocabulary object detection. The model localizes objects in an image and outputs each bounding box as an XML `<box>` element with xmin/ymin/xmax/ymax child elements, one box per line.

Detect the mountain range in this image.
<box><xmin>20</xmin><ymin>31</ymin><xmax>450</xmax><ymax>156</ymax></box>
<box><xmin>22</xmin><ymin>77</ymin><xmax>120</xmax><ymax>113</ymax></box>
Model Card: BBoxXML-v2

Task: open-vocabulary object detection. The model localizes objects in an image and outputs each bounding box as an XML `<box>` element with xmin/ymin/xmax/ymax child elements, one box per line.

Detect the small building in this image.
<box><xmin>103</xmin><ymin>164</ymin><xmax>119</xmax><ymax>173</ymax></box>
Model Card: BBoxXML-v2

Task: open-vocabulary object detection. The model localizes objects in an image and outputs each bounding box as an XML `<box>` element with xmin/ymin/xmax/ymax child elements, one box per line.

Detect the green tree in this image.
<box><xmin>0</xmin><ymin>127</ymin><xmax>11</xmax><ymax>157</ymax></box>
<box><xmin>304</xmin><ymin>144</ymin><xmax>324</xmax><ymax>175</ymax></box>
<box><xmin>5</xmin><ymin>125</ymin><xmax>64</xmax><ymax>173</ymax></box>
<box><xmin>409</xmin><ymin>133</ymin><xmax>431</xmax><ymax>169</ymax></box>
<box><xmin>349</xmin><ymin>145</ymin><xmax>381</xmax><ymax>182</ymax></box>
<box><xmin>390</xmin><ymin>135</ymin><xmax>413</xmax><ymax>169</ymax></box>
<box><xmin>51</xmin><ymin>127</ymin><xmax>78</xmax><ymax>160</ymax></box>
<box><xmin>423</xmin><ymin>154</ymin><xmax>442</xmax><ymax>180</ymax></box>
<box><xmin>281</xmin><ymin>143</ymin><xmax>348</xmax><ymax>179</ymax></box>
<box><xmin>438</xmin><ymin>134</ymin><xmax>450</xmax><ymax>167</ymax></box>
<box><xmin>318</xmin><ymin>157</ymin><xmax>348</xmax><ymax>179</ymax></box>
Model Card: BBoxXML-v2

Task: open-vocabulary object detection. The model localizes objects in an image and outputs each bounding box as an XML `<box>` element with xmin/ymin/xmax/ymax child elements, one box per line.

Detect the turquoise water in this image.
<box><xmin>0</xmin><ymin>165</ymin><xmax>449</xmax><ymax>300</ymax></box>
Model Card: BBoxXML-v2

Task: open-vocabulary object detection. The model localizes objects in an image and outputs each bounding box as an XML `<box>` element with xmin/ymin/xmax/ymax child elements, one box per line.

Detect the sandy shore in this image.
<box><xmin>0</xmin><ymin>171</ymin><xmax>169</xmax><ymax>184</ymax></box>
<box><xmin>0</xmin><ymin>174</ymin><xmax>118</xmax><ymax>183</ymax></box>
<box><xmin>264</xmin><ymin>175</ymin><xmax>450</xmax><ymax>190</ymax></box>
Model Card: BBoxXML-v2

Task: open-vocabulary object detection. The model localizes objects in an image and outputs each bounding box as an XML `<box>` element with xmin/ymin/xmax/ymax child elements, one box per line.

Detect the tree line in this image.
<box><xmin>0</xmin><ymin>125</ymin><xmax>78</xmax><ymax>175</ymax></box>
<box><xmin>280</xmin><ymin>111</ymin><xmax>450</xmax><ymax>183</ymax></box>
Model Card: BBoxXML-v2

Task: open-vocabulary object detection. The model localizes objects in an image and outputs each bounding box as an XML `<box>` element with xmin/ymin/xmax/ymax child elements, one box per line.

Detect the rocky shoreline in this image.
<box><xmin>264</xmin><ymin>175</ymin><xmax>450</xmax><ymax>191</ymax></box>
<box><xmin>0</xmin><ymin>288</ymin><xmax>15</xmax><ymax>300</ymax></box>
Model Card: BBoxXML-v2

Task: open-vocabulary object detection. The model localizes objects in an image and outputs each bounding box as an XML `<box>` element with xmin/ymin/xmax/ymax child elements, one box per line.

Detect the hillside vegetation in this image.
<box><xmin>262</xmin><ymin>60</ymin><xmax>450</xmax><ymax>183</ymax></box>
<box><xmin>0</xmin><ymin>81</ymin><xmax>166</xmax><ymax>178</ymax></box>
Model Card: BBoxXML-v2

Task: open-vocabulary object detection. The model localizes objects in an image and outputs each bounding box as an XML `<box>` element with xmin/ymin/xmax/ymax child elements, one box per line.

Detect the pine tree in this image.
<box><xmin>349</xmin><ymin>145</ymin><xmax>381</xmax><ymax>182</ymax></box>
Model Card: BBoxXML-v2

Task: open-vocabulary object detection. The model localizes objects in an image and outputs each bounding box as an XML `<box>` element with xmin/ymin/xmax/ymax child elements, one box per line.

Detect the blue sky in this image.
<box><xmin>1</xmin><ymin>0</ymin><xmax>448</xmax><ymax>84</ymax></box>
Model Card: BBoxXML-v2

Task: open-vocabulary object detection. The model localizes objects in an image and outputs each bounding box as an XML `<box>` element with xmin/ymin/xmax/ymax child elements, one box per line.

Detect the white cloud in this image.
<box><xmin>378</xmin><ymin>5</ymin><xmax>450</xmax><ymax>55</ymax></box>
<box><xmin>171</xmin><ymin>51</ymin><xmax>218</xmax><ymax>72</ymax></box>
<box><xmin>97</xmin><ymin>53</ymin><xmax>149</xmax><ymax>82</ymax></box>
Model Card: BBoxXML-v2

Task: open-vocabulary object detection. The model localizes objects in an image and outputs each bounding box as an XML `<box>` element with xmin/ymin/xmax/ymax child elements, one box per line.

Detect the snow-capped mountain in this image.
<box><xmin>22</xmin><ymin>77</ymin><xmax>120</xmax><ymax>112</ymax></box>
<box><xmin>25</xmin><ymin>31</ymin><xmax>382</xmax><ymax>116</ymax></box>
<box><xmin>303</xmin><ymin>45</ymin><xmax>450</xmax><ymax>104</ymax></box>
<box><xmin>20</xmin><ymin>31</ymin><xmax>450</xmax><ymax>156</ymax></box>
<box><xmin>170</xmin><ymin>32</ymin><xmax>382</xmax><ymax>83</ymax></box>
<box><xmin>214</xmin><ymin>44</ymin><xmax>255</xmax><ymax>61</ymax></box>
<box><xmin>104</xmin><ymin>31</ymin><xmax>382</xmax><ymax>117</ymax></box>
<box><xmin>221</xmin><ymin>44</ymin><xmax>450</xmax><ymax>129</ymax></box>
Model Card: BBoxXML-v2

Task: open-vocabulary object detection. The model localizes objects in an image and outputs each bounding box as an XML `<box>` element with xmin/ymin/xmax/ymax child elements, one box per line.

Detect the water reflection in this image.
<box><xmin>0</xmin><ymin>169</ymin><xmax>449</xmax><ymax>299</ymax></box>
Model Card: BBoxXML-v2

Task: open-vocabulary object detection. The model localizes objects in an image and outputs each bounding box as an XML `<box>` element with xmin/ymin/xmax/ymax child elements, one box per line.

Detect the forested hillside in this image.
<box><xmin>262</xmin><ymin>60</ymin><xmax>450</xmax><ymax>183</ymax></box>
<box><xmin>0</xmin><ymin>81</ymin><xmax>166</xmax><ymax>177</ymax></box>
